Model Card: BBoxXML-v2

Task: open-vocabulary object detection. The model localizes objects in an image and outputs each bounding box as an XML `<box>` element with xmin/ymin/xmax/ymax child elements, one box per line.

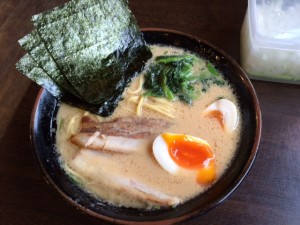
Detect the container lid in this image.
<box><xmin>249</xmin><ymin>0</ymin><xmax>300</xmax><ymax>50</ymax></box>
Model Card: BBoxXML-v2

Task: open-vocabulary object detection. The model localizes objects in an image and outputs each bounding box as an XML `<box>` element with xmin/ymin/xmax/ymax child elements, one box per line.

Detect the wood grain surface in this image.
<box><xmin>0</xmin><ymin>0</ymin><xmax>299</xmax><ymax>224</ymax></box>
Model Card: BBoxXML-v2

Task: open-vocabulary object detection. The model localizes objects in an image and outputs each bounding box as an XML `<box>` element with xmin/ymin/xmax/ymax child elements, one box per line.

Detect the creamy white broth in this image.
<box><xmin>56</xmin><ymin>45</ymin><xmax>241</xmax><ymax>208</ymax></box>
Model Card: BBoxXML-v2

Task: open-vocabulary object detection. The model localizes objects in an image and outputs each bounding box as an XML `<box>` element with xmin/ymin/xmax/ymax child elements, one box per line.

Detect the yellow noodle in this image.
<box><xmin>143</xmin><ymin>103</ymin><xmax>175</xmax><ymax>118</ymax></box>
<box><xmin>149</xmin><ymin>97</ymin><xmax>173</xmax><ymax>107</ymax></box>
<box><xmin>151</xmin><ymin>101</ymin><xmax>174</xmax><ymax>112</ymax></box>
<box><xmin>137</xmin><ymin>96</ymin><xmax>145</xmax><ymax>116</ymax></box>
<box><xmin>146</xmin><ymin>103</ymin><xmax>175</xmax><ymax>115</ymax></box>
<box><xmin>149</xmin><ymin>98</ymin><xmax>175</xmax><ymax>113</ymax></box>
<box><xmin>128</xmin><ymin>95</ymin><xmax>175</xmax><ymax>118</ymax></box>
<box><xmin>127</xmin><ymin>76</ymin><xmax>144</xmax><ymax>94</ymax></box>
<box><xmin>128</xmin><ymin>96</ymin><xmax>139</xmax><ymax>103</ymax></box>
<box><xmin>131</xmin><ymin>96</ymin><xmax>173</xmax><ymax>112</ymax></box>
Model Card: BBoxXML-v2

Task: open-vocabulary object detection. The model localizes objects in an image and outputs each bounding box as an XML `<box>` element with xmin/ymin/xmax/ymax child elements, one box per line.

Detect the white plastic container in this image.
<box><xmin>240</xmin><ymin>0</ymin><xmax>300</xmax><ymax>84</ymax></box>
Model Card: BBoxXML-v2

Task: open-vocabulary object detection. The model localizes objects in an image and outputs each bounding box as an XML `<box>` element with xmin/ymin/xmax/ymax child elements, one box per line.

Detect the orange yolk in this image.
<box><xmin>196</xmin><ymin>159</ymin><xmax>216</xmax><ymax>185</ymax></box>
<box><xmin>161</xmin><ymin>133</ymin><xmax>216</xmax><ymax>185</ymax></box>
<box><xmin>207</xmin><ymin>110</ymin><xmax>224</xmax><ymax>128</ymax></box>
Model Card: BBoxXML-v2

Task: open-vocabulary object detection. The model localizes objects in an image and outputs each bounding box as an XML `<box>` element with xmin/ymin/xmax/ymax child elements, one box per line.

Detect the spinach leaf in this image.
<box><xmin>144</xmin><ymin>54</ymin><xmax>199</xmax><ymax>104</ymax></box>
<box><xmin>143</xmin><ymin>54</ymin><xmax>225</xmax><ymax>104</ymax></box>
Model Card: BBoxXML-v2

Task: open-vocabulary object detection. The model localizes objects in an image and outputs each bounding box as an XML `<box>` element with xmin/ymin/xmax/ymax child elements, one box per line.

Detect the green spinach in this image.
<box><xmin>143</xmin><ymin>54</ymin><xmax>225</xmax><ymax>105</ymax></box>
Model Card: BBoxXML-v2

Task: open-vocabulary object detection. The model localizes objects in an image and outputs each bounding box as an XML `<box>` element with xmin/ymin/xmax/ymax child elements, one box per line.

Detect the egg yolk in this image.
<box><xmin>196</xmin><ymin>159</ymin><xmax>216</xmax><ymax>185</ymax></box>
<box><xmin>161</xmin><ymin>133</ymin><xmax>216</xmax><ymax>184</ymax></box>
<box><xmin>207</xmin><ymin>110</ymin><xmax>224</xmax><ymax>128</ymax></box>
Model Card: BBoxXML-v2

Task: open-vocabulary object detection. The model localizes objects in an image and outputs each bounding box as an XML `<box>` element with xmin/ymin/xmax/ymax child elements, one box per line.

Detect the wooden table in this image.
<box><xmin>0</xmin><ymin>0</ymin><xmax>299</xmax><ymax>224</ymax></box>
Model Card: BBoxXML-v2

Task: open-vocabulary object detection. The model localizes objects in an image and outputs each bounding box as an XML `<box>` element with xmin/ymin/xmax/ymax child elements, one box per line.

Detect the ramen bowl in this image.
<box><xmin>31</xmin><ymin>28</ymin><xmax>261</xmax><ymax>225</ymax></box>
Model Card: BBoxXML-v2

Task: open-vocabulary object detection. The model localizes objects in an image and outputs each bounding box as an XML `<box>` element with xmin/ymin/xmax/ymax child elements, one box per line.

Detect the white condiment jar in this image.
<box><xmin>240</xmin><ymin>0</ymin><xmax>300</xmax><ymax>84</ymax></box>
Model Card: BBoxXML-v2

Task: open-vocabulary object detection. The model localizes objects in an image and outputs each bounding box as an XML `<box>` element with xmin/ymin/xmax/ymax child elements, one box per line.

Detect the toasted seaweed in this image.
<box><xmin>61</xmin><ymin>45</ymin><xmax>151</xmax><ymax>116</ymax></box>
<box><xmin>59</xmin><ymin>25</ymin><xmax>151</xmax><ymax>104</ymax></box>
<box><xmin>18</xmin><ymin>31</ymin><xmax>80</xmax><ymax>98</ymax></box>
<box><xmin>35</xmin><ymin>0</ymin><xmax>151</xmax><ymax>104</ymax></box>
<box><xmin>16</xmin><ymin>54</ymin><xmax>62</xmax><ymax>98</ymax></box>
<box><xmin>32</xmin><ymin>0</ymin><xmax>99</xmax><ymax>27</ymax></box>
<box><xmin>36</xmin><ymin>0</ymin><xmax>128</xmax><ymax>59</ymax></box>
<box><xmin>16</xmin><ymin>0</ymin><xmax>152</xmax><ymax>116</ymax></box>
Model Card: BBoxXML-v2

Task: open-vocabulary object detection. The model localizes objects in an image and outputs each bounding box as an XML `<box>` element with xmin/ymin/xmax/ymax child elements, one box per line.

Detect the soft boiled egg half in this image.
<box><xmin>153</xmin><ymin>133</ymin><xmax>216</xmax><ymax>185</ymax></box>
<box><xmin>203</xmin><ymin>98</ymin><xmax>239</xmax><ymax>133</ymax></box>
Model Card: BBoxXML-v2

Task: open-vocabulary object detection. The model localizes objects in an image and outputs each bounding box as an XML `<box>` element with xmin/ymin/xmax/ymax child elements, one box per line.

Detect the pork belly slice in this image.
<box><xmin>70</xmin><ymin>132</ymin><xmax>152</xmax><ymax>153</ymax></box>
<box><xmin>126</xmin><ymin>179</ymin><xmax>181</xmax><ymax>207</ymax></box>
<box><xmin>70</xmin><ymin>150</ymin><xmax>181</xmax><ymax>207</ymax></box>
<box><xmin>71</xmin><ymin>116</ymin><xmax>172</xmax><ymax>152</ymax></box>
<box><xmin>81</xmin><ymin>116</ymin><xmax>172</xmax><ymax>138</ymax></box>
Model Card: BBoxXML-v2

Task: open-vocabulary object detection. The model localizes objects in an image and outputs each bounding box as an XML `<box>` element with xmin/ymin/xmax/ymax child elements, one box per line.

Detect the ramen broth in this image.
<box><xmin>56</xmin><ymin>45</ymin><xmax>241</xmax><ymax>208</ymax></box>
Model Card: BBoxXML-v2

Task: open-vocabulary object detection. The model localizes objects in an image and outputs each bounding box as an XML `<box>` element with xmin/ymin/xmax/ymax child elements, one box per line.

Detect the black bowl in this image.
<box><xmin>31</xmin><ymin>28</ymin><xmax>261</xmax><ymax>225</ymax></box>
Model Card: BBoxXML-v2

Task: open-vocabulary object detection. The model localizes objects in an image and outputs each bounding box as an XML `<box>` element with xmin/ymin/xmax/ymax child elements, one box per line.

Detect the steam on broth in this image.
<box><xmin>56</xmin><ymin>45</ymin><xmax>241</xmax><ymax>209</ymax></box>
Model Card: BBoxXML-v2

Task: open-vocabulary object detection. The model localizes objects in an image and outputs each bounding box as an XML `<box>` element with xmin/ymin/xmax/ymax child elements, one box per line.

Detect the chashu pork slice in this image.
<box><xmin>70</xmin><ymin>132</ymin><xmax>153</xmax><ymax>153</ymax></box>
<box><xmin>69</xmin><ymin>150</ymin><xmax>181</xmax><ymax>207</ymax></box>
<box><xmin>80</xmin><ymin>116</ymin><xmax>173</xmax><ymax>138</ymax></box>
<box><xmin>70</xmin><ymin>116</ymin><xmax>173</xmax><ymax>153</ymax></box>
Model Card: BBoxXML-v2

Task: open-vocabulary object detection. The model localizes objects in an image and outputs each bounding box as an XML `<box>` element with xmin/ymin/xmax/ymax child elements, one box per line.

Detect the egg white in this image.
<box><xmin>203</xmin><ymin>98</ymin><xmax>239</xmax><ymax>133</ymax></box>
<box><xmin>152</xmin><ymin>134</ymin><xmax>210</xmax><ymax>176</ymax></box>
<box><xmin>153</xmin><ymin>135</ymin><xmax>180</xmax><ymax>174</ymax></box>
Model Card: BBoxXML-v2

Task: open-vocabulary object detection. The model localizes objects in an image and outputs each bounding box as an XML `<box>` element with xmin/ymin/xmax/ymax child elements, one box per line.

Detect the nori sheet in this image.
<box><xmin>32</xmin><ymin>0</ymin><xmax>100</xmax><ymax>28</ymax></box>
<box><xmin>18</xmin><ymin>31</ymin><xmax>80</xmax><ymax>98</ymax></box>
<box><xmin>16</xmin><ymin>54</ymin><xmax>62</xmax><ymax>98</ymax></box>
<box><xmin>35</xmin><ymin>0</ymin><xmax>152</xmax><ymax>105</ymax></box>
<box><xmin>61</xmin><ymin>41</ymin><xmax>152</xmax><ymax>116</ymax></box>
<box><xmin>16</xmin><ymin>0</ymin><xmax>152</xmax><ymax>116</ymax></box>
<box><xmin>36</xmin><ymin>0</ymin><xmax>126</xmax><ymax>59</ymax></box>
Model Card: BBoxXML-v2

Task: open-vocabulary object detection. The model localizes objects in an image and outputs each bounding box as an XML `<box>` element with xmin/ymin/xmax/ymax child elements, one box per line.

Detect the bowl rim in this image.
<box><xmin>30</xmin><ymin>28</ymin><xmax>262</xmax><ymax>225</ymax></box>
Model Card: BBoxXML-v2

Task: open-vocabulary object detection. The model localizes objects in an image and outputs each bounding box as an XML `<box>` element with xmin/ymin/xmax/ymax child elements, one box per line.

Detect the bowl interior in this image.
<box><xmin>31</xmin><ymin>29</ymin><xmax>261</xmax><ymax>224</ymax></box>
